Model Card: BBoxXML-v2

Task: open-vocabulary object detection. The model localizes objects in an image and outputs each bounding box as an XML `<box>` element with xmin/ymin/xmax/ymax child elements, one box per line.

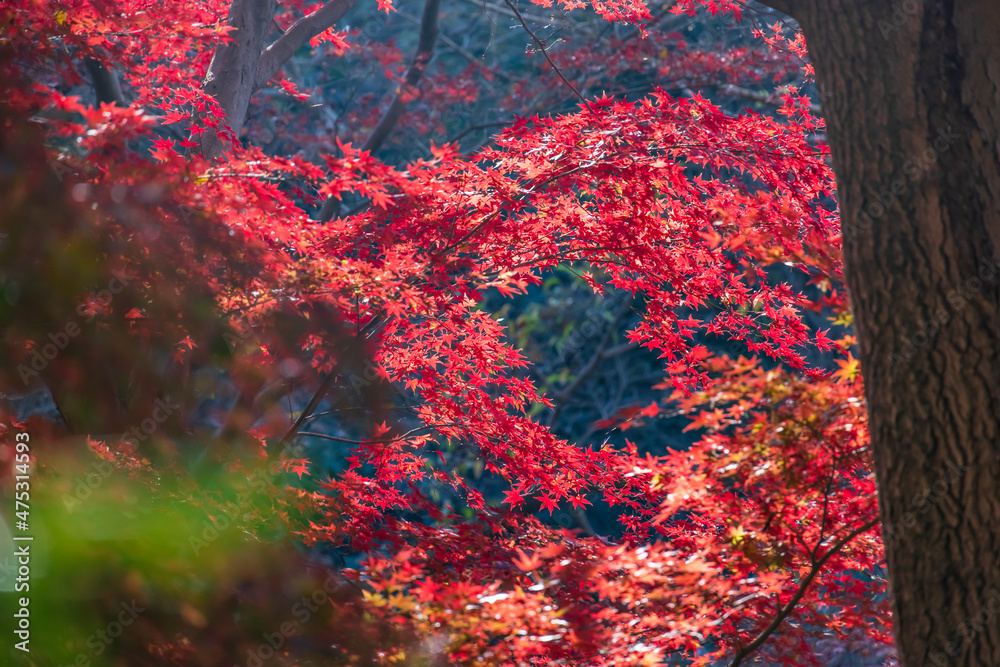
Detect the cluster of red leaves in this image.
<box><xmin>0</xmin><ymin>0</ymin><xmax>892</xmax><ymax>664</ymax></box>
<box><xmin>345</xmin><ymin>355</ymin><xmax>888</xmax><ymax>666</ymax></box>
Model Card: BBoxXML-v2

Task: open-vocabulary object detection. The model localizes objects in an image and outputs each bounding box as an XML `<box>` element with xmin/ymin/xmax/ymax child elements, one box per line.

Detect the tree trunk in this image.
<box><xmin>200</xmin><ymin>0</ymin><xmax>277</xmax><ymax>158</ymax></box>
<box><xmin>198</xmin><ymin>0</ymin><xmax>357</xmax><ymax>159</ymax></box>
<box><xmin>766</xmin><ymin>1</ymin><xmax>1000</xmax><ymax>665</ymax></box>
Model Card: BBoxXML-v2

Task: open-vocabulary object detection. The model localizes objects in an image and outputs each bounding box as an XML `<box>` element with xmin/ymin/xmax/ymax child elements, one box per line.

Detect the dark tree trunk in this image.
<box><xmin>765</xmin><ymin>1</ymin><xmax>1000</xmax><ymax>665</ymax></box>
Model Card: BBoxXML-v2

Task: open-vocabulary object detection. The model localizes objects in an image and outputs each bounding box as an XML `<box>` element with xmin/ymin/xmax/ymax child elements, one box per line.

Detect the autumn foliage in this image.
<box><xmin>0</xmin><ymin>0</ymin><xmax>891</xmax><ymax>664</ymax></box>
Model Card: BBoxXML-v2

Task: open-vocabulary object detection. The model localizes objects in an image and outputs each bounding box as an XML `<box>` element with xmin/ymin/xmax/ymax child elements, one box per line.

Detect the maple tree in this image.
<box><xmin>0</xmin><ymin>0</ymin><xmax>923</xmax><ymax>665</ymax></box>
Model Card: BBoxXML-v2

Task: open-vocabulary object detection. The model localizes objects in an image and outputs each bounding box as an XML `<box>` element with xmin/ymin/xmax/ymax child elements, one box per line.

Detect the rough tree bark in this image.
<box><xmin>200</xmin><ymin>0</ymin><xmax>277</xmax><ymax>158</ymax></box>
<box><xmin>200</xmin><ymin>0</ymin><xmax>357</xmax><ymax>158</ymax></box>
<box><xmin>762</xmin><ymin>1</ymin><xmax>1000</xmax><ymax>665</ymax></box>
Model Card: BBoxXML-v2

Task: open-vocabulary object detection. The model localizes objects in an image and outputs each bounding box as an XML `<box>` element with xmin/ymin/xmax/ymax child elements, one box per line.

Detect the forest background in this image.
<box><xmin>0</xmin><ymin>0</ymin><xmax>899</xmax><ymax>665</ymax></box>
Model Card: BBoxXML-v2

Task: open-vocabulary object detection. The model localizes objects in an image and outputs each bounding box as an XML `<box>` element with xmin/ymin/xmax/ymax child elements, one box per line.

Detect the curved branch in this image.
<box><xmin>318</xmin><ymin>0</ymin><xmax>441</xmax><ymax>221</ymax></box>
<box><xmin>719</xmin><ymin>83</ymin><xmax>821</xmax><ymax>115</ymax></box>
<box><xmin>728</xmin><ymin>517</ymin><xmax>879</xmax><ymax>667</ymax></box>
<box><xmin>396</xmin><ymin>10</ymin><xmax>515</xmax><ymax>82</ymax></box>
<box><xmin>501</xmin><ymin>0</ymin><xmax>588</xmax><ymax>107</ymax></box>
<box><xmin>271</xmin><ymin>313</ymin><xmax>385</xmax><ymax>454</ymax></box>
<box><xmin>546</xmin><ymin>296</ymin><xmax>634</xmax><ymax>428</ymax></box>
<box><xmin>361</xmin><ymin>0</ymin><xmax>440</xmax><ymax>155</ymax></box>
<box><xmin>256</xmin><ymin>0</ymin><xmax>359</xmax><ymax>90</ymax></box>
<box><xmin>756</xmin><ymin>0</ymin><xmax>800</xmax><ymax>18</ymax></box>
<box><xmin>458</xmin><ymin>0</ymin><xmax>568</xmax><ymax>29</ymax></box>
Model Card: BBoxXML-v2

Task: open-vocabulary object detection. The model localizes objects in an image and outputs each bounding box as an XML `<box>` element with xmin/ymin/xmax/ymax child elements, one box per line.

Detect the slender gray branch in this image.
<box><xmin>396</xmin><ymin>10</ymin><xmax>514</xmax><ymax>82</ymax></box>
<box><xmin>361</xmin><ymin>0</ymin><xmax>440</xmax><ymax>155</ymax></box>
<box><xmin>458</xmin><ymin>0</ymin><xmax>568</xmax><ymax>29</ymax></box>
<box><xmin>546</xmin><ymin>296</ymin><xmax>635</xmax><ymax>428</ymax></box>
<box><xmin>501</xmin><ymin>0</ymin><xmax>587</xmax><ymax>106</ymax></box>
<box><xmin>719</xmin><ymin>83</ymin><xmax>821</xmax><ymax>115</ymax></box>
<box><xmin>256</xmin><ymin>0</ymin><xmax>359</xmax><ymax>89</ymax></box>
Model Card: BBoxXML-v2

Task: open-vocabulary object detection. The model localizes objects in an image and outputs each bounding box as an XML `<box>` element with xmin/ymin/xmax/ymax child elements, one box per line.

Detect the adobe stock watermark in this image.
<box><xmin>0</xmin><ymin>553</ymin><xmax>17</xmax><ymax>592</ymax></box>
<box><xmin>222</xmin><ymin>306</ymin><xmax>266</xmax><ymax>353</ymax></box>
<box><xmin>58</xmin><ymin>599</ymin><xmax>145</xmax><ymax>667</ymax></box>
<box><xmin>880</xmin><ymin>459</ymin><xmax>966</xmax><ymax>548</ymax></box>
<box><xmin>234</xmin><ymin>571</ymin><xmax>343</xmax><ymax>667</ymax></box>
<box><xmin>16</xmin><ymin>272</ymin><xmax>133</xmax><ymax>386</ymax></box>
<box><xmin>188</xmin><ymin>467</ymin><xmax>272</xmax><ymax>555</ymax></box>
<box><xmin>61</xmin><ymin>459</ymin><xmax>115</xmax><ymax>514</ymax></box>
<box><xmin>842</xmin><ymin>126</ymin><xmax>960</xmax><ymax>242</ymax></box>
<box><xmin>889</xmin><ymin>253</ymin><xmax>1000</xmax><ymax>371</ymax></box>
<box><xmin>927</xmin><ymin>588</ymin><xmax>1000</xmax><ymax>666</ymax></box>
<box><xmin>61</xmin><ymin>397</ymin><xmax>180</xmax><ymax>513</ymax></box>
<box><xmin>878</xmin><ymin>0</ymin><xmax>923</xmax><ymax>40</ymax></box>
<box><xmin>345</xmin><ymin>356</ymin><xmax>385</xmax><ymax>398</ymax></box>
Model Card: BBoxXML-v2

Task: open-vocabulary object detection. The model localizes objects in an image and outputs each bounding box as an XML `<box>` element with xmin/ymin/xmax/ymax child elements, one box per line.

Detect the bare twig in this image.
<box><xmin>458</xmin><ymin>0</ymin><xmax>569</xmax><ymax>29</ymax></box>
<box><xmin>448</xmin><ymin>120</ymin><xmax>511</xmax><ymax>144</ymax></box>
<box><xmin>297</xmin><ymin>422</ymin><xmax>461</xmax><ymax>446</ymax></box>
<box><xmin>500</xmin><ymin>0</ymin><xmax>588</xmax><ymax>108</ymax></box>
<box><xmin>396</xmin><ymin>11</ymin><xmax>515</xmax><ymax>82</ymax></box>
<box><xmin>718</xmin><ymin>83</ymin><xmax>821</xmax><ymax>115</ymax></box>
<box><xmin>600</xmin><ymin>340</ymin><xmax>638</xmax><ymax>360</ymax></box>
<box><xmin>272</xmin><ymin>314</ymin><xmax>385</xmax><ymax>453</ymax></box>
<box><xmin>546</xmin><ymin>296</ymin><xmax>635</xmax><ymax>428</ymax></box>
<box><xmin>276</xmin><ymin>372</ymin><xmax>338</xmax><ymax>450</ymax></box>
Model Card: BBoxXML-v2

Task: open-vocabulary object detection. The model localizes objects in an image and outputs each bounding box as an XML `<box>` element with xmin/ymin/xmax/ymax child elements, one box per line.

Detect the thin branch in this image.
<box><xmin>438</xmin><ymin>161</ymin><xmax>595</xmax><ymax>254</ymax></box>
<box><xmin>458</xmin><ymin>0</ymin><xmax>570</xmax><ymax>29</ymax></box>
<box><xmin>753</xmin><ymin>0</ymin><xmax>800</xmax><ymax>21</ymax></box>
<box><xmin>571</xmin><ymin>506</ymin><xmax>615</xmax><ymax>545</ymax></box>
<box><xmin>448</xmin><ymin>120</ymin><xmax>511</xmax><ymax>144</ymax></box>
<box><xmin>297</xmin><ymin>430</ymin><xmax>366</xmax><ymax>445</ymax></box>
<box><xmin>600</xmin><ymin>340</ymin><xmax>638</xmax><ymax>360</ymax></box>
<box><xmin>297</xmin><ymin>422</ymin><xmax>462</xmax><ymax>446</ymax></box>
<box><xmin>718</xmin><ymin>83</ymin><xmax>821</xmax><ymax>115</ymax></box>
<box><xmin>256</xmin><ymin>0</ymin><xmax>359</xmax><ymax>89</ymax></box>
<box><xmin>276</xmin><ymin>372</ymin><xmax>337</xmax><ymax>449</ymax></box>
<box><xmin>396</xmin><ymin>11</ymin><xmax>515</xmax><ymax>82</ymax></box>
<box><xmin>318</xmin><ymin>0</ymin><xmax>441</xmax><ymax>222</ymax></box>
<box><xmin>811</xmin><ymin>463</ymin><xmax>838</xmax><ymax>561</ymax></box>
<box><xmin>728</xmin><ymin>517</ymin><xmax>880</xmax><ymax>667</ymax></box>
<box><xmin>501</xmin><ymin>0</ymin><xmax>588</xmax><ymax>108</ymax></box>
<box><xmin>546</xmin><ymin>296</ymin><xmax>634</xmax><ymax>428</ymax></box>
<box><xmin>272</xmin><ymin>314</ymin><xmax>384</xmax><ymax>452</ymax></box>
<box><xmin>361</xmin><ymin>0</ymin><xmax>440</xmax><ymax>155</ymax></box>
